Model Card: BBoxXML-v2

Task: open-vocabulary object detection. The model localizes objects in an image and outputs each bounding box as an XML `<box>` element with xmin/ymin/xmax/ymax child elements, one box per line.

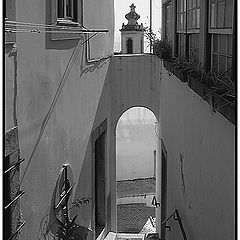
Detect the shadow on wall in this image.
<box><xmin>71</xmin><ymin>60</ymin><xmax>113</xmax><ymax>238</ymax></box>
<box><xmin>34</xmin><ymin>51</ymin><xmax>112</xmax><ymax>240</ymax></box>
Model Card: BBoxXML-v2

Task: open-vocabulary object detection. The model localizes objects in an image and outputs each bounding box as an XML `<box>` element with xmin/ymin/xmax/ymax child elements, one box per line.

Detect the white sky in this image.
<box><xmin>114</xmin><ymin>0</ymin><xmax>162</xmax><ymax>52</ymax></box>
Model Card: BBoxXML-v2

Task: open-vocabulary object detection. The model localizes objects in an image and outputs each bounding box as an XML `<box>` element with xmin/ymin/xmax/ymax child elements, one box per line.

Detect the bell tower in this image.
<box><xmin>120</xmin><ymin>4</ymin><xmax>145</xmax><ymax>54</ymax></box>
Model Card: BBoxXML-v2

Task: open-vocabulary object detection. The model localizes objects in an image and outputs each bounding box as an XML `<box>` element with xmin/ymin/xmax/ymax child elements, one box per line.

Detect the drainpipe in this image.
<box><xmin>153</xmin><ymin>150</ymin><xmax>156</xmax><ymax>179</ymax></box>
<box><xmin>155</xmin><ymin>120</ymin><xmax>162</xmax><ymax>235</ymax></box>
<box><xmin>150</xmin><ymin>0</ymin><xmax>152</xmax><ymax>53</ymax></box>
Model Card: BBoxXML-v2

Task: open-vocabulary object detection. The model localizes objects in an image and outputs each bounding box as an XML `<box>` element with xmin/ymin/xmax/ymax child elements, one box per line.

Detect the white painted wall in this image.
<box><xmin>121</xmin><ymin>31</ymin><xmax>144</xmax><ymax>53</ymax></box>
<box><xmin>116</xmin><ymin>107</ymin><xmax>157</xmax><ymax>180</ymax></box>
<box><xmin>13</xmin><ymin>47</ymin><xmax>161</xmax><ymax>239</ymax></box>
<box><xmin>14</xmin><ymin>0</ymin><xmax>114</xmax><ymax>239</ymax></box>
<box><xmin>156</xmin><ymin>64</ymin><xmax>235</xmax><ymax>240</ymax></box>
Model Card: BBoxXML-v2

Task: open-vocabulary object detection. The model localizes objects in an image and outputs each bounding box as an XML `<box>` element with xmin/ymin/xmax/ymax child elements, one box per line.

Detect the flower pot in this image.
<box><xmin>187</xmin><ymin>74</ymin><xmax>207</xmax><ymax>98</ymax></box>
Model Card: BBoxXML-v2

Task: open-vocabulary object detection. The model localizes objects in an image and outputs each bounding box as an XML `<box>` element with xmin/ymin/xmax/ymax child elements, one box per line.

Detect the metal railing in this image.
<box><xmin>161</xmin><ymin>209</ymin><xmax>187</xmax><ymax>240</ymax></box>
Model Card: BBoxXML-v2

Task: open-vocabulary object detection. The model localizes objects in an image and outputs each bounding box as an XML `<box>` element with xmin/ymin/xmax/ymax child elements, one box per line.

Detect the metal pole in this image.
<box><xmin>150</xmin><ymin>0</ymin><xmax>152</xmax><ymax>53</ymax></box>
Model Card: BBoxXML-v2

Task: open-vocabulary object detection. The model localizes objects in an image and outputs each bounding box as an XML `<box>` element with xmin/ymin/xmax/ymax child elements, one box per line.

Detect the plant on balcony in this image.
<box><xmin>152</xmin><ymin>40</ymin><xmax>172</xmax><ymax>61</ymax></box>
<box><xmin>149</xmin><ymin>33</ymin><xmax>235</xmax><ymax>119</ymax></box>
<box><xmin>55</xmin><ymin>197</ymin><xmax>92</xmax><ymax>240</ymax></box>
<box><xmin>204</xmin><ymin>68</ymin><xmax>235</xmax><ymax>104</ymax></box>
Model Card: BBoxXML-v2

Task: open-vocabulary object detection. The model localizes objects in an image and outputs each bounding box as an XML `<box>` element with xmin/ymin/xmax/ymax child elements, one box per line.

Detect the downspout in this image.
<box><xmin>8</xmin><ymin>44</ymin><xmax>18</xmax><ymax>139</ymax></box>
<box><xmin>155</xmin><ymin>120</ymin><xmax>162</xmax><ymax>236</ymax></box>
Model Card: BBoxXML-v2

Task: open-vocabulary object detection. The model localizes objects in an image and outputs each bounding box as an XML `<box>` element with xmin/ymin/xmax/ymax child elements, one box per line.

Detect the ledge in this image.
<box><xmin>163</xmin><ymin>60</ymin><xmax>236</xmax><ymax>124</ymax></box>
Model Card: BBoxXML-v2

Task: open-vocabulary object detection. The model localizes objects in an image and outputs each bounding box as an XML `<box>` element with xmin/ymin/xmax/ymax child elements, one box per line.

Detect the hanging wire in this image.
<box><xmin>5</xmin><ymin>19</ymin><xmax>91</xmax><ymax>31</ymax></box>
<box><xmin>5</xmin><ymin>28</ymin><xmax>87</xmax><ymax>34</ymax></box>
<box><xmin>5</xmin><ymin>20</ymin><xmax>108</xmax><ymax>33</ymax></box>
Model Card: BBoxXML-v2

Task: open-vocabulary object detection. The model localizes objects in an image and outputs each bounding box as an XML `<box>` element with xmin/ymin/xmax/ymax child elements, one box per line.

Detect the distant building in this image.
<box><xmin>120</xmin><ymin>4</ymin><xmax>145</xmax><ymax>54</ymax></box>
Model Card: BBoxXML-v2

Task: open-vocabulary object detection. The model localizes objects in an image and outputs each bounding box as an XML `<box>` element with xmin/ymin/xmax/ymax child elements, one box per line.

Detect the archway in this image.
<box><xmin>89</xmin><ymin>54</ymin><xmax>162</xmax><ymax>236</ymax></box>
<box><xmin>115</xmin><ymin>107</ymin><xmax>157</xmax><ymax>234</ymax></box>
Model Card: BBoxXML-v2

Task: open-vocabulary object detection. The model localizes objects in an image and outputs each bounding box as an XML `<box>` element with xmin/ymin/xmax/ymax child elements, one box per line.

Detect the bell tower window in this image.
<box><xmin>127</xmin><ymin>38</ymin><xmax>133</xmax><ymax>54</ymax></box>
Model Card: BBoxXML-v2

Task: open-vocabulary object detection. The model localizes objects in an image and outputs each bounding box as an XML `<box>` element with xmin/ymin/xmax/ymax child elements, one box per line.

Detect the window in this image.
<box><xmin>176</xmin><ymin>0</ymin><xmax>200</xmax><ymax>61</ymax></box>
<box><xmin>178</xmin><ymin>34</ymin><xmax>186</xmax><ymax>59</ymax></box>
<box><xmin>211</xmin><ymin>34</ymin><xmax>232</xmax><ymax>76</ymax></box>
<box><xmin>177</xmin><ymin>0</ymin><xmax>186</xmax><ymax>31</ymax></box>
<box><xmin>57</xmin><ymin>0</ymin><xmax>78</xmax><ymax>23</ymax></box>
<box><xmin>126</xmin><ymin>38</ymin><xmax>133</xmax><ymax>54</ymax></box>
<box><xmin>189</xmin><ymin>34</ymin><xmax>199</xmax><ymax>62</ymax></box>
<box><xmin>188</xmin><ymin>0</ymin><xmax>200</xmax><ymax>30</ymax></box>
<box><xmin>165</xmin><ymin>1</ymin><xmax>173</xmax><ymax>48</ymax></box>
<box><xmin>209</xmin><ymin>0</ymin><xmax>233</xmax><ymax>29</ymax></box>
<box><xmin>51</xmin><ymin>0</ymin><xmax>83</xmax><ymax>40</ymax></box>
<box><xmin>208</xmin><ymin>0</ymin><xmax>234</xmax><ymax>77</ymax></box>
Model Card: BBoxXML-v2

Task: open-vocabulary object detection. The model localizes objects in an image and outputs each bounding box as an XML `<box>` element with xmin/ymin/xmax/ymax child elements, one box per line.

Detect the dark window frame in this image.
<box><xmin>176</xmin><ymin>0</ymin><xmax>200</xmax><ymax>62</ymax></box>
<box><xmin>208</xmin><ymin>0</ymin><xmax>234</xmax><ymax>76</ymax></box>
<box><xmin>187</xmin><ymin>0</ymin><xmax>200</xmax><ymax>31</ymax></box>
<box><xmin>57</xmin><ymin>0</ymin><xmax>78</xmax><ymax>24</ymax></box>
<box><xmin>208</xmin><ymin>0</ymin><xmax>234</xmax><ymax>33</ymax></box>
<box><xmin>126</xmin><ymin>38</ymin><xmax>133</xmax><ymax>54</ymax></box>
<box><xmin>211</xmin><ymin>34</ymin><xmax>232</xmax><ymax>76</ymax></box>
<box><xmin>177</xmin><ymin>0</ymin><xmax>186</xmax><ymax>32</ymax></box>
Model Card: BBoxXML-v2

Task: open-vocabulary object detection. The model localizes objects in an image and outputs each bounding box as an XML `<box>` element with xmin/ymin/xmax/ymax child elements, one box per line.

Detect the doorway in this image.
<box><xmin>116</xmin><ymin>107</ymin><xmax>157</xmax><ymax>234</ymax></box>
<box><xmin>161</xmin><ymin>141</ymin><xmax>167</xmax><ymax>240</ymax></box>
<box><xmin>93</xmin><ymin>120</ymin><xmax>107</xmax><ymax>237</ymax></box>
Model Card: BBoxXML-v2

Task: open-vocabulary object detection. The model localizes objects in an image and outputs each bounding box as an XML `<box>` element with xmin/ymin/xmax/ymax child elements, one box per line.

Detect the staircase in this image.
<box><xmin>116</xmin><ymin>233</ymin><xmax>145</xmax><ymax>240</ymax></box>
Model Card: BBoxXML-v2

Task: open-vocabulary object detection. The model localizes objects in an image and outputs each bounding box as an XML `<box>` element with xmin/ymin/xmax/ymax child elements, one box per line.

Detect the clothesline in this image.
<box><xmin>5</xmin><ymin>20</ymin><xmax>109</xmax><ymax>33</ymax></box>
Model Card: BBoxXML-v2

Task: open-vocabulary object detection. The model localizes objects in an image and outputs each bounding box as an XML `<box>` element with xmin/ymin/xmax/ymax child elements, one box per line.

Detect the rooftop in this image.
<box><xmin>117</xmin><ymin>178</ymin><xmax>155</xmax><ymax>198</ymax></box>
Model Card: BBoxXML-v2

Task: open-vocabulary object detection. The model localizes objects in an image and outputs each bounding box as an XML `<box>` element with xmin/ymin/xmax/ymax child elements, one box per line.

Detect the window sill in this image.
<box><xmin>51</xmin><ymin>19</ymin><xmax>84</xmax><ymax>41</ymax></box>
<box><xmin>56</xmin><ymin>19</ymin><xmax>80</xmax><ymax>27</ymax></box>
<box><xmin>187</xmin><ymin>29</ymin><xmax>200</xmax><ymax>34</ymax></box>
<box><xmin>208</xmin><ymin>29</ymin><xmax>233</xmax><ymax>35</ymax></box>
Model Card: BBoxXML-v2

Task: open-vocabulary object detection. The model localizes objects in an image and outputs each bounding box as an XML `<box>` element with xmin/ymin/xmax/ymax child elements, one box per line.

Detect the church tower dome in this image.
<box><xmin>120</xmin><ymin>4</ymin><xmax>145</xmax><ymax>54</ymax></box>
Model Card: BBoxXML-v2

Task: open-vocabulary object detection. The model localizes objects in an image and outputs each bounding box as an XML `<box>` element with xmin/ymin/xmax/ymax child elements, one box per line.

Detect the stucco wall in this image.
<box><xmin>15</xmin><ymin>0</ymin><xmax>114</xmax><ymax>239</ymax></box>
<box><xmin>159</xmin><ymin>65</ymin><xmax>235</xmax><ymax>240</ymax></box>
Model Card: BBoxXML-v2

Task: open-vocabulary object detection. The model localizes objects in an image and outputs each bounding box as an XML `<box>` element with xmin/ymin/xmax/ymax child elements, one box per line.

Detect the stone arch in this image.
<box><xmin>114</xmin><ymin>105</ymin><xmax>158</xmax><ymax>131</ymax></box>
